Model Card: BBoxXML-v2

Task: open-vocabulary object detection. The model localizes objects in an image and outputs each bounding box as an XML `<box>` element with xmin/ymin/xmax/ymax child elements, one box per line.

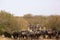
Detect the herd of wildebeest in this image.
<box><xmin>1</xmin><ymin>29</ymin><xmax>60</xmax><ymax>40</ymax></box>
<box><xmin>0</xmin><ymin>24</ymin><xmax>60</xmax><ymax>40</ymax></box>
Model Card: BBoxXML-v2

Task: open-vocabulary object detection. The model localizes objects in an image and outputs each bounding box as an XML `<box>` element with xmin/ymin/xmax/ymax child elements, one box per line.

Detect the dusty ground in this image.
<box><xmin>0</xmin><ymin>36</ymin><xmax>59</xmax><ymax>40</ymax></box>
<box><xmin>0</xmin><ymin>37</ymin><xmax>13</xmax><ymax>40</ymax></box>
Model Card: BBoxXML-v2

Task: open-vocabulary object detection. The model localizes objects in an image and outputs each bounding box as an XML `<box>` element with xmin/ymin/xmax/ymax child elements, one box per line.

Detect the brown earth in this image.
<box><xmin>0</xmin><ymin>36</ymin><xmax>59</xmax><ymax>40</ymax></box>
<box><xmin>0</xmin><ymin>37</ymin><xmax>13</xmax><ymax>40</ymax></box>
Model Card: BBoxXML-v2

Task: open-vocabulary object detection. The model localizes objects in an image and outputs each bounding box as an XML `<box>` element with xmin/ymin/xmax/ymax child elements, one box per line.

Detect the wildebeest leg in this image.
<box><xmin>27</xmin><ymin>36</ymin><xmax>31</xmax><ymax>40</ymax></box>
<box><xmin>48</xmin><ymin>34</ymin><xmax>51</xmax><ymax>39</ymax></box>
<box><xmin>21</xmin><ymin>37</ymin><xmax>24</xmax><ymax>40</ymax></box>
<box><xmin>34</xmin><ymin>36</ymin><xmax>39</xmax><ymax>40</ymax></box>
<box><xmin>56</xmin><ymin>35</ymin><xmax>59</xmax><ymax>40</ymax></box>
<box><xmin>19</xmin><ymin>37</ymin><xmax>22</xmax><ymax>40</ymax></box>
<box><xmin>32</xmin><ymin>37</ymin><xmax>35</xmax><ymax>40</ymax></box>
<box><xmin>31</xmin><ymin>37</ymin><xmax>33</xmax><ymax>40</ymax></box>
<box><xmin>33</xmin><ymin>36</ymin><xmax>38</xmax><ymax>40</ymax></box>
<box><xmin>43</xmin><ymin>35</ymin><xmax>45</xmax><ymax>38</ymax></box>
<box><xmin>13</xmin><ymin>38</ymin><xmax>18</xmax><ymax>40</ymax></box>
<box><xmin>22</xmin><ymin>36</ymin><xmax>27</xmax><ymax>40</ymax></box>
<box><xmin>29</xmin><ymin>37</ymin><xmax>31</xmax><ymax>40</ymax></box>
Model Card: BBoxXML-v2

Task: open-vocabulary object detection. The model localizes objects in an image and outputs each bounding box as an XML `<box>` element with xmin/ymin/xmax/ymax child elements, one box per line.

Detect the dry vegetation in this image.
<box><xmin>0</xmin><ymin>11</ymin><xmax>60</xmax><ymax>40</ymax></box>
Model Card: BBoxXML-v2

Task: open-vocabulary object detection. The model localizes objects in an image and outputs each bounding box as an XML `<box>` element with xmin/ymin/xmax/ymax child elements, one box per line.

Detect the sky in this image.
<box><xmin>0</xmin><ymin>0</ymin><xmax>60</xmax><ymax>16</ymax></box>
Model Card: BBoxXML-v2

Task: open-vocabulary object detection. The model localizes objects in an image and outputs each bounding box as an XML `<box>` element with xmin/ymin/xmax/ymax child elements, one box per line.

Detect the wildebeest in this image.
<box><xmin>40</xmin><ymin>30</ymin><xmax>55</xmax><ymax>39</ymax></box>
<box><xmin>55</xmin><ymin>30</ymin><xmax>60</xmax><ymax>39</ymax></box>
<box><xmin>3</xmin><ymin>31</ymin><xmax>11</xmax><ymax>38</ymax></box>
<box><xmin>47</xmin><ymin>30</ymin><xmax>53</xmax><ymax>39</ymax></box>
<box><xmin>41</xmin><ymin>30</ymin><xmax>48</xmax><ymax>38</ymax></box>
<box><xmin>46</xmin><ymin>29</ymin><xmax>58</xmax><ymax>39</ymax></box>
<box><xmin>12</xmin><ymin>30</ymin><xmax>30</xmax><ymax>39</ymax></box>
<box><xmin>11</xmin><ymin>29</ymin><xmax>60</xmax><ymax>40</ymax></box>
<box><xmin>35</xmin><ymin>30</ymin><xmax>42</xmax><ymax>38</ymax></box>
<box><xmin>21</xmin><ymin>30</ymin><xmax>29</xmax><ymax>38</ymax></box>
<box><xmin>12</xmin><ymin>31</ymin><xmax>21</xmax><ymax>39</ymax></box>
<box><xmin>27</xmin><ymin>30</ymin><xmax>41</xmax><ymax>40</ymax></box>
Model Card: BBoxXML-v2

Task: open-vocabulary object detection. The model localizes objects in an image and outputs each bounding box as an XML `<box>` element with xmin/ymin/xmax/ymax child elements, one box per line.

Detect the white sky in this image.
<box><xmin>0</xmin><ymin>0</ymin><xmax>60</xmax><ymax>16</ymax></box>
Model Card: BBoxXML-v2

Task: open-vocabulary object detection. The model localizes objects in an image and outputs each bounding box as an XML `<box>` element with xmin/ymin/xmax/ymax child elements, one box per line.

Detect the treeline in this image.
<box><xmin>0</xmin><ymin>10</ymin><xmax>60</xmax><ymax>34</ymax></box>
